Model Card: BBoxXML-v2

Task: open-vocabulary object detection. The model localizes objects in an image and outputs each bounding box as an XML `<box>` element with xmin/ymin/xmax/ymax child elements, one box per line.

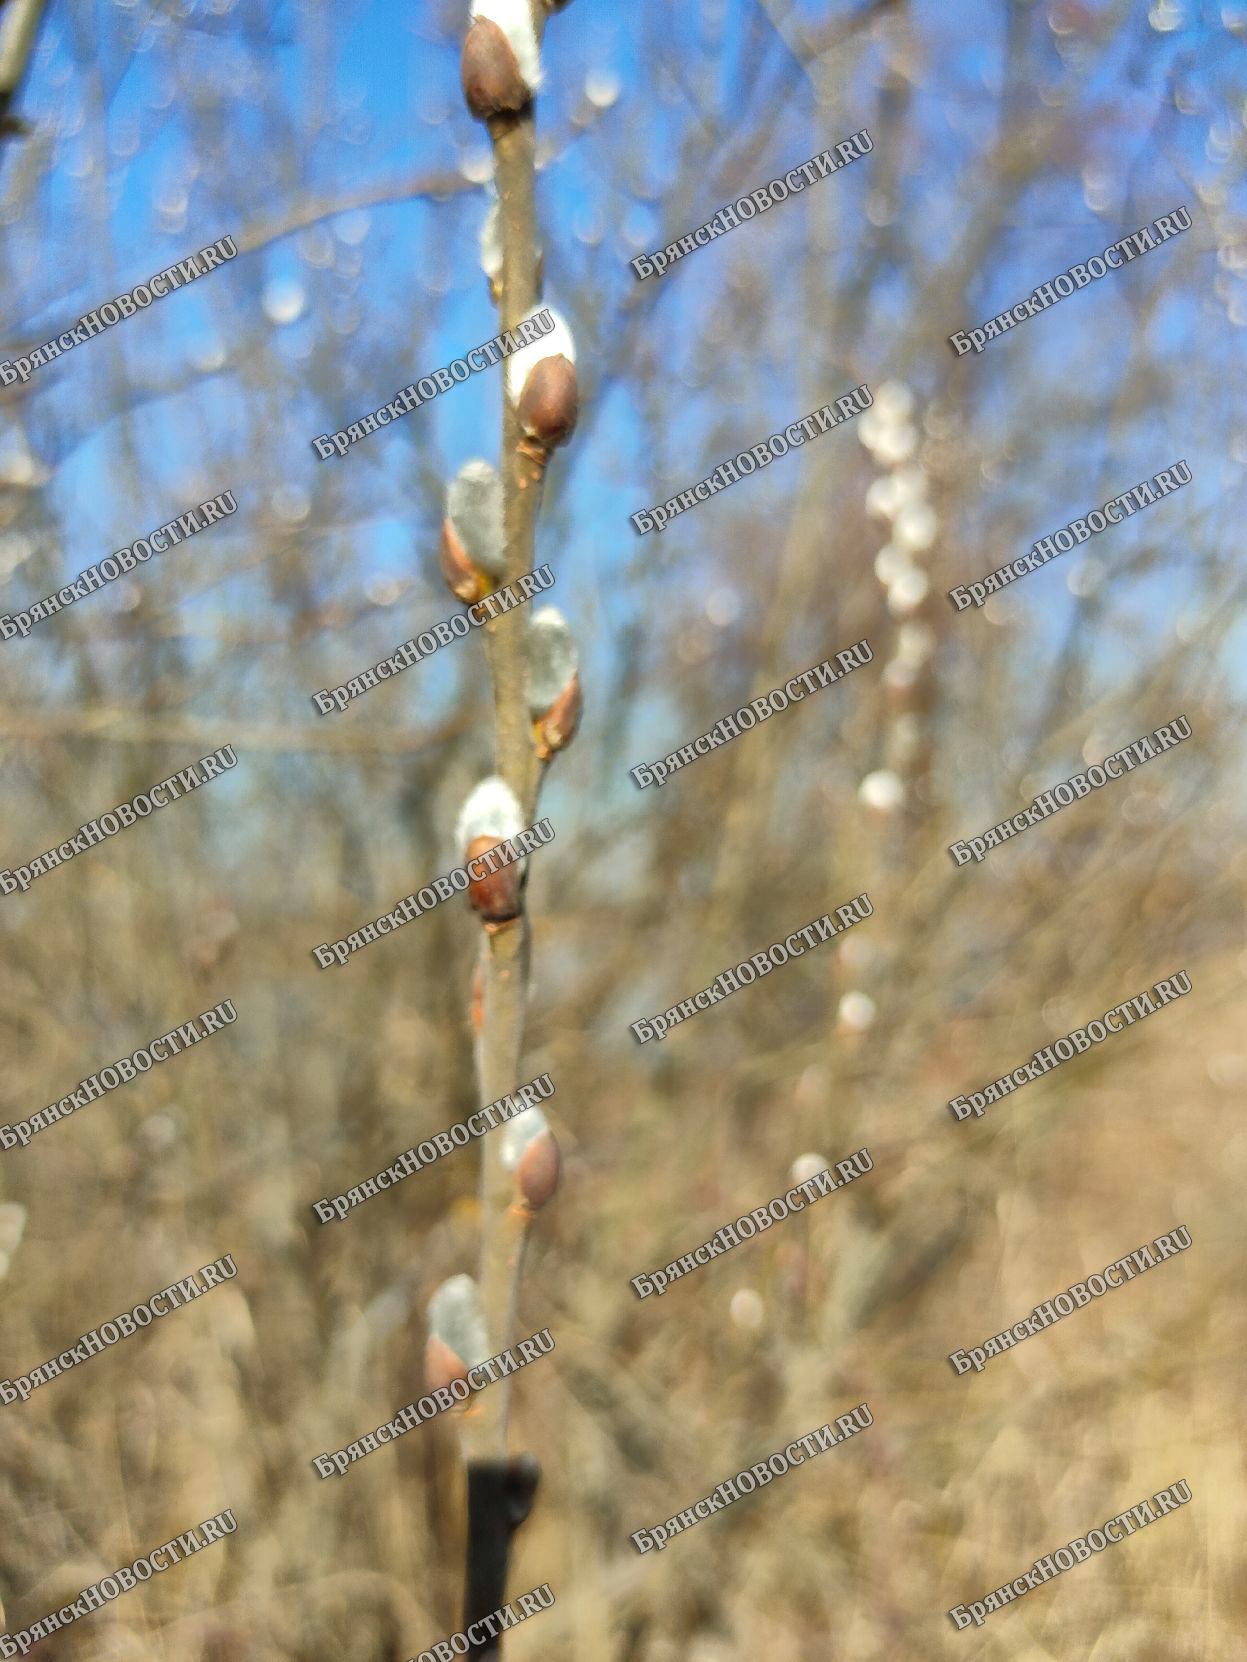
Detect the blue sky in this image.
<box><xmin>1</xmin><ymin>0</ymin><xmax>1242</xmax><ymax>809</ymax></box>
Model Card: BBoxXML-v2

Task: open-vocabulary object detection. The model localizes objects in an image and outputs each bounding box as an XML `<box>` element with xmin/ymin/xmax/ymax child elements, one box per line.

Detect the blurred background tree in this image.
<box><xmin>0</xmin><ymin>0</ymin><xmax>1243</xmax><ymax>1656</ymax></box>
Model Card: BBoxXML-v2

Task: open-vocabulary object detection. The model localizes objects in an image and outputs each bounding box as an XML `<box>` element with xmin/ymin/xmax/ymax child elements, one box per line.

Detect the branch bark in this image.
<box><xmin>0</xmin><ymin>0</ymin><xmax>48</xmax><ymax>139</ymax></box>
<box><xmin>459</xmin><ymin>4</ymin><xmax>558</xmax><ymax>1654</ymax></box>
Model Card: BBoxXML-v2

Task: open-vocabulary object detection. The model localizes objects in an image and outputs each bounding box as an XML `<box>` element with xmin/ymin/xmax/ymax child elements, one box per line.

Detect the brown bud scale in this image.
<box><xmin>440</xmin><ymin>516</ymin><xmax>489</xmax><ymax>605</ymax></box>
<box><xmin>517</xmin><ymin>355</ymin><xmax>578</xmax><ymax>452</ymax></box>
<box><xmin>465</xmin><ymin>833</ymin><xmax>523</xmax><ymax>925</ymax></box>
<box><xmin>535</xmin><ymin>669</ymin><xmax>582</xmax><ymax>760</ymax></box>
<box><xmin>462</xmin><ymin>17</ymin><xmax>531</xmax><ymax>121</ymax></box>
<box><xmin>425</xmin><ymin>1333</ymin><xmax>470</xmax><ymax>1396</ymax></box>
<box><xmin>516</xmin><ymin>1128</ymin><xmax>561</xmax><ymax>1212</ymax></box>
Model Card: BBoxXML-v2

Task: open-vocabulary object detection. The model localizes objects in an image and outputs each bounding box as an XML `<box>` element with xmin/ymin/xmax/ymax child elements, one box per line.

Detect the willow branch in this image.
<box><xmin>0</xmin><ymin>0</ymin><xmax>48</xmax><ymax>139</ymax></box>
<box><xmin>464</xmin><ymin>2</ymin><xmax>551</xmax><ymax>1473</ymax></box>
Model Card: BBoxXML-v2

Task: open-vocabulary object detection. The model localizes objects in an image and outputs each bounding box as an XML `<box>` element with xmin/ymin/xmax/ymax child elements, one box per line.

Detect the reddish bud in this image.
<box><xmin>515</xmin><ymin>1126</ymin><xmax>561</xmax><ymax>1211</ymax></box>
<box><xmin>517</xmin><ymin>354</ymin><xmax>578</xmax><ymax>452</ymax></box>
<box><xmin>466</xmin><ymin>834</ymin><xmax>523</xmax><ymax>925</ymax></box>
<box><xmin>440</xmin><ymin>516</ymin><xmax>489</xmax><ymax>604</ymax></box>
<box><xmin>883</xmin><ymin>657</ymin><xmax>934</xmax><ymax>715</ymax></box>
<box><xmin>425</xmin><ymin>1333</ymin><xmax>470</xmax><ymax>1396</ymax></box>
<box><xmin>535</xmin><ymin>668</ymin><xmax>582</xmax><ymax>760</ymax></box>
<box><xmin>462</xmin><ymin>16</ymin><xmax>531</xmax><ymax>121</ymax></box>
<box><xmin>502</xmin><ymin>1108</ymin><xmax>560</xmax><ymax>1212</ymax></box>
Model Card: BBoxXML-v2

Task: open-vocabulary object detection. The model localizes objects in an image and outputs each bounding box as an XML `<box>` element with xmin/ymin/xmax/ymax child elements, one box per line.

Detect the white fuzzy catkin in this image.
<box><xmin>500</xmin><ymin>1106</ymin><xmax>549</xmax><ymax>1172</ymax></box>
<box><xmin>873</xmin><ymin>544</ymin><xmax>907</xmax><ymax>585</ymax></box>
<box><xmin>896</xmin><ymin>622</ymin><xmax>936</xmax><ymax>668</ymax></box>
<box><xmin>505</xmin><ymin>306</ymin><xmax>576</xmax><ymax>404</ymax></box>
<box><xmin>873</xmin><ymin>380</ymin><xmax>914</xmax><ymax>422</ymax></box>
<box><xmin>471</xmin><ymin>0</ymin><xmax>542</xmax><ymax>94</ymax></box>
<box><xmin>865</xmin><ymin>475</ymin><xmax>903</xmax><ymax>521</ymax></box>
<box><xmin>886</xmin><ymin>566</ymin><xmax>930</xmax><ymax>615</ymax></box>
<box><xmin>893</xmin><ymin>501</ymin><xmax>938</xmax><ymax>552</ymax></box>
<box><xmin>790</xmin><ymin>1152</ymin><xmax>830</xmax><ymax>1187</ymax></box>
<box><xmin>478</xmin><ymin>185</ymin><xmax>542</xmax><ymax>286</ymax></box>
<box><xmin>883</xmin><ymin>658</ymin><xmax>920</xmax><ymax>694</ymax></box>
<box><xmin>528</xmin><ymin>607</ymin><xmax>578</xmax><ymax>716</ymax></box>
<box><xmin>478</xmin><ymin>190</ymin><xmax>503</xmax><ymax>285</ymax></box>
<box><xmin>0</xmin><ymin>1201</ymin><xmax>27</xmax><ymax>1283</ymax></box>
<box><xmin>428</xmin><ymin>1275</ymin><xmax>490</xmax><ymax>1368</ymax></box>
<box><xmin>456</xmin><ymin>775</ymin><xmax>524</xmax><ymax>854</ymax></box>
<box><xmin>837</xmin><ymin>991</ymin><xmax>878</xmax><ymax>1031</ymax></box>
<box><xmin>871</xmin><ymin>422</ymin><xmax>918</xmax><ymax>466</ymax></box>
<box><xmin>729</xmin><ymin>1288</ymin><xmax>765</xmax><ymax>1331</ymax></box>
<box><xmin>856</xmin><ymin>409</ymin><xmax>889</xmax><ymax>455</ymax></box>
<box><xmin>859</xmin><ymin>769</ymin><xmax>905</xmax><ymax>812</ymax></box>
<box><xmin>447</xmin><ymin>459</ymin><xmax>505</xmax><ymax>579</ymax></box>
